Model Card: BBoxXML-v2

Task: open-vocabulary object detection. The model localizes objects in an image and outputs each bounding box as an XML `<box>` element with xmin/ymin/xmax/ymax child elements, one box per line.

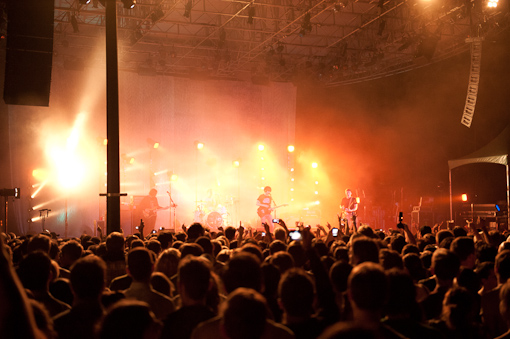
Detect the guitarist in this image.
<box><xmin>340</xmin><ymin>188</ymin><xmax>358</xmax><ymax>232</ymax></box>
<box><xmin>256</xmin><ymin>186</ymin><xmax>274</xmax><ymax>229</ymax></box>
<box><xmin>139</xmin><ymin>188</ymin><xmax>168</xmax><ymax>232</ymax></box>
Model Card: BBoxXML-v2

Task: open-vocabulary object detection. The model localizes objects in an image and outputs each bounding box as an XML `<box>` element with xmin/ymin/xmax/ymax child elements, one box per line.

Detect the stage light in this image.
<box><xmin>488</xmin><ymin>0</ymin><xmax>498</xmax><ymax>7</ymax></box>
<box><xmin>261</xmin><ymin>168</ymin><xmax>264</xmax><ymax>171</ymax></box>
<box><xmin>171</xmin><ymin>174</ymin><xmax>178</xmax><ymax>181</ymax></box>
<box><xmin>291</xmin><ymin>198</ymin><xmax>294</xmax><ymax>202</ymax></box>
<box><xmin>196</xmin><ymin>142</ymin><xmax>204</xmax><ymax>150</ymax></box>
<box><xmin>129</xmin><ymin>157</ymin><xmax>135</xmax><ymax>164</ymax></box>
<box><xmin>233</xmin><ymin>160</ymin><xmax>240</xmax><ymax>167</ymax></box>
<box><xmin>287</xmin><ymin>145</ymin><xmax>295</xmax><ymax>152</ymax></box>
<box><xmin>147</xmin><ymin>138</ymin><xmax>159</xmax><ymax>149</ymax></box>
<box><xmin>290</xmin><ymin>168</ymin><xmax>294</xmax><ymax>172</ymax></box>
<box><xmin>291</xmin><ymin>178</ymin><xmax>294</xmax><ymax>181</ymax></box>
<box><xmin>312</xmin><ymin>162</ymin><xmax>318</xmax><ymax>168</ymax></box>
<box><xmin>31</xmin><ymin>181</ymin><xmax>47</xmax><ymax>199</ymax></box>
<box><xmin>32</xmin><ymin>168</ymin><xmax>48</xmax><ymax>181</ymax></box>
<box><xmin>103</xmin><ymin>138</ymin><xmax>108</xmax><ymax>146</ymax></box>
<box><xmin>121</xmin><ymin>0</ymin><xmax>136</xmax><ymax>9</ymax></box>
<box><xmin>461</xmin><ymin>194</ymin><xmax>468</xmax><ymax>202</ymax></box>
<box><xmin>291</xmin><ymin>188</ymin><xmax>294</xmax><ymax>191</ymax></box>
<box><xmin>315</xmin><ymin>201</ymin><xmax>320</xmax><ymax>205</ymax></box>
<box><xmin>79</xmin><ymin>0</ymin><xmax>91</xmax><ymax>4</ymax></box>
<box><xmin>356</xmin><ymin>197</ymin><xmax>361</xmax><ymax>204</ymax></box>
<box><xmin>261</xmin><ymin>177</ymin><xmax>265</xmax><ymax>181</ymax></box>
<box><xmin>258</xmin><ymin>144</ymin><xmax>265</xmax><ymax>151</ymax></box>
<box><xmin>315</xmin><ymin>181</ymin><xmax>319</xmax><ymax>185</ymax></box>
<box><xmin>496</xmin><ymin>204</ymin><xmax>501</xmax><ymax>212</ymax></box>
<box><xmin>315</xmin><ymin>191</ymin><xmax>319</xmax><ymax>195</ymax></box>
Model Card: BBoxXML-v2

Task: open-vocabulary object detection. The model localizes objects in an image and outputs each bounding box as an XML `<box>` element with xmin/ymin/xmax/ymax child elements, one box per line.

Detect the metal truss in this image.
<box><xmin>53</xmin><ymin>0</ymin><xmax>510</xmax><ymax>85</ymax></box>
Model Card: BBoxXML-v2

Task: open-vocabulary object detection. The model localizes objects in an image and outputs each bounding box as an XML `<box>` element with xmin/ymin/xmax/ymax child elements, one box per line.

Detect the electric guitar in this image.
<box><xmin>257</xmin><ymin>204</ymin><xmax>288</xmax><ymax>218</ymax></box>
<box><xmin>143</xmin><ymin>206</ymin><xmax>169</xmax><ymax>219</ymax></box>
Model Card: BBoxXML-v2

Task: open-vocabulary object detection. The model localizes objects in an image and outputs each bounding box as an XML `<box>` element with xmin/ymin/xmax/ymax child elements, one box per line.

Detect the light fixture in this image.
<box><xmin>312</xmin><ymin>162</ymin><xmax>318</xmax><ymax>168</ymax></box>
<box><xmin>287</xmin><ymin>145</ymin><xmax>295</xmax><ymax>152</ymax></box>
<box><xmin>147</xmin><ymin>138</ymin><xmax>159</xmax><ymax>149</ymax></box>
<box><xmin>79</xmin><ymin>0</ymin><xmax>91</xmax><ymax>4</ymax></box>
<box><xmin>233</xmin><ymin>160</ymin><xmax>240</xmax><ymax>167</ymax></box>
<box><xmin>258</xmin><ymin>144</ymin><xmax>264</xmax><ymax>151</ymax></box>
<box><xmin>121</xmin><ymin>0</ymin><xmax>136</xmax><ymax>9</ymax></box>
<box><xmin>488</xmin><ymin>0</ymin><xmax>498</xmax><ymax>7</ymax></box>
<box><xmin>247</xmin><ymin>5</ymin><xmax>255</xmax><ymax>24</ymax></box>
<box><xmin>461</xmin><ymin>194</ymin><xmax>468</xmax><ymax>202</ymax></box>
<box><xmin>194</xmin><ymin>141</ymin><xmax>204</xmax><ymax>150</ymax></box>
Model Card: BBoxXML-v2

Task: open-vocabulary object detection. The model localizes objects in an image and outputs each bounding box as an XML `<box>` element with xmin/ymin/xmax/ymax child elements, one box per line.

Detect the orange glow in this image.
<box><xmin>287</xmin><ymin>145</ymin><xmax>295</xmax><ymax>152</ymax></box>
<box><xmin>233</xmin><ymin>160</ymin><xmax>240</xmax><ymax>167</ymax></box>
<box><xmin>312</xmin><ymin>162</ymin><xmax>318</xmax><ymax>168</ymax></box>
<box><xmin>196</xmin><ymin>142</ymin><xmax>204</xmax><ymax>150</ymax></box>
<box><xmin>258</xmin><ymin>144</ymin><xmax>265</xmax><ymax>151</ymax></box>
<box><xmin>461</xmin><ymin>194</ymin><xmax>468</xmax><ymax>202</ymax></box>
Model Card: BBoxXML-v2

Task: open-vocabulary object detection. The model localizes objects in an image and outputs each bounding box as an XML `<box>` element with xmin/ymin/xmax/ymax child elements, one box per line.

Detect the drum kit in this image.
<box><xmin>193</xmin><ymin>196</ymin><xmax>235</xmax><ymax>229</ymax></box>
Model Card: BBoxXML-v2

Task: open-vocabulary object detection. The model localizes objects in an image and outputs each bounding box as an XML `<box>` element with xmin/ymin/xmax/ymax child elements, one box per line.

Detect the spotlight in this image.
<box><xmin>287</xmin><ymin>145</ymin><xmax>295</xmax><ymax>152</ymax></box>
<box><xmin>356</xmin><ymin>197</ymin><xmax>361</xmax><ymax>204</ymax></box>
<box><xmin>312</xmin><ymin>162</ymin><xmax>318</xmax><ymax>168</ymax></box>
<box><xmin>121</xmin><ymin>0</ymin><xmax>136</xmax><ymax>9</ymax></box>
<box><xmin>461</xmin><ymin>194</ymin><xmax>468</xmax><ymax>202</ymax></box>
<box><xmin>258</xmin><ymin>144</ymin><xmax>265</xmax><ymax>151</ymax></box>
<box><xmin>147</xmin><ymin>138</ymin><xmax>159</xmax><ymax>149</ymax></box>
<box><xmin>195</xmin><ymin>141</ymin><xmax>204</xmax><ymax>150</ymax></box>
<box><xmin>171</xmin><ymin>174</ymin><xmax>178</xmax><ymax>181</ymax></box>
<box><xmin>103</xmin><ymin>138</ymin><xmax>108</xmax><ymax>146</ymax></box>
<box><xmin>79</xmin><ymin>0</ymin><xmax>91</xmax><ymax>4</ymax></box>
<box><xmin>488</xmin><ymin>0</ymin><xmax>498</xmax><ymax>7</ymax></box>
<box><xmin>233</xmin><ymin>160</ymin><xmax>240</xmax><ymax>167</ymax></box>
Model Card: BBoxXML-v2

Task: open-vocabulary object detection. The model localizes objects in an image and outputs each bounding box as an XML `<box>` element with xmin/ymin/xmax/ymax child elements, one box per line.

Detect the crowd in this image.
<box><xmin>1</xmin><ymin>216</ymin><xmax>510</xmax><ymax>339</ymax></box>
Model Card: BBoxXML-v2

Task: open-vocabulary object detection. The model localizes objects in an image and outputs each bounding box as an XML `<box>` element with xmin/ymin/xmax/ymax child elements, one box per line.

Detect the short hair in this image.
<box><xmin>150</xmin><ymin>272</ymin><xmax>172</xmax><ymax>297</ymax></box>
<box><xmin>270</xmin><ymin>251</ymin><xmax>294</xmax><ymax>273</ymax></box>
<box><xmin>357</xmin><ymin>226</ymin><xmax>374</xmax><ymax>239</ymax></box>
<box><xmin>27</xmin><ymin>234</ymin><xmax>51</xmax><ymax>254</ymax></box>
<box><xmin>431</xmin><ymin>248</ymin><xmax>460</xmax><ymax>281</ymax></box>
<box><xmin>61</xmin><ymin>240</ymin><xmax>84</xmax><ymax>262</ymax></box>
<box><xmin>451</xmin><ymin>236</ymin><xmax>475</xmax><ymax>262</ymax></box>
<box><xmin>436</xmin><ymin>230</ymin><xmax>454</xmax><ymax>247</ymax></box>
<box><xmin>453</xmin><ymin>226</ymin><xmax>468</xmax><ymax>238</ymax></box>
<box><xmin>287</xmin><ymin>241</ymin><xmax>307</xmax><ymax>267</ymax></box>
<box><xmin>499</xmin><ymin>280</ymin><xmax>510</xmax><ymax>319</ymax></box>
<box><xmin>274</xmin><ymin>227</ymin><xmax>286</xmax><ymax>242</ymax></box>
<box><xmin>224</xmin><ymin>227</ymin><xmax>236</xmax><ymax>241</ymax></box>
<box><xmin>385</xmin><ymin>268</ymin><xmax>418</xmax><ymax>318</ymax></box>
<box><xmin>195</xmin><ymin>236</ymin><xmax>213</xmax><ymax>255</ymax></box>
<box><xmin>18</xmin><ymin>251</ymin><xmax>52</xmax><ymax>290</ymax></box>
<box><xmin>187</xmin><ymin>223</ymin><xmax>205</xmax><ymax>240</ymax></box>
<box><xmin>146</xmin><ymin>239</ymin><xmax>162</xmax><ymax>256</ymax></box>
<box><xmin>264</xmin><ymin>186</ymin><xmax>271</xmax><ymax>192</ymax></box>
<box><xmin>154</xmin><ymin>248</ymin><xmax>181</xmax><ymax>278</ymax></box>
<box><xmin>496</xmin><ymin>250</ymin><xmax>510</xmax><ymax>283</ymax></box>
<box><xmin>98</xmin><ymin>300</ymin><xmax>160</xmax><ymax>339</ymax></box>
<box><xmin>105</xmin><ymin>232</ymin><xmax>125</xmax><ymax>253</ymax></box>
<box><xmin>419</xmin><ymin>225</ymin><xmax>432</xmax><ymax>237</ymax></box>
<box><xmin>178</xmin><ymin>256</ymin><xmax>211</xmax><ymax>301</ymax></box>
<box><xmin>379</xmin><ymin>249</ymin><xmax>403</xmax><ymax>270</ymax></box>
<box><xmin>348</xmin><ymin>262</ymin><xmax>387</xmax><ymax>311</ymax></box>
<box><xmin>239</xmin><ymin>244</ymin><xmax>263</xmax><ymax>262</ymax></box>
<box><xmin>223</xmin><ymin>252</ymin><xmax>262</xmax><ymax>293</ymax></box>
<box><xmin>351</xmin><ymin>237</ymin><xmax>379</xmax><ymax>265</ymax></box>
<box><xmin>403</xmin><ymin>253</ymin><xmax>427</xmax><ymax>281</ymax></box>
<box><xmin>389</xmin><ymin>235</ymin><xmax>406</xmax><ymax>254</ymax></box>
<box><xmin>127</xmin><ymin>248</ymin><xmax>154</xmax><ymax>281</ymax></box>
<box><xmin>70</xmin><ymin>255</ymin><xmax>106</xmax><ymax>299</ymax></box>
<box><xmin>269</xmin><ymin>240</ymin><xmax>287</xmax><ymax>255</ymax></box>
<box><xmin>330</xmin><ymin>261</ymin><xmax>353</xmax><ymax>293</ymax></box>
<box><xmin>157</xmin><ymin>231</ymin><xmax>174</xmax><ymax>250</ymax></box>
<box><xmin>180</xmin><ymin>243</ymin><xmax>204</xmax><ymax>258</ymax></box>
<box><xmin>221</xmin><ymin>288</ymin><xmax>267</xmax><ymax>339</ymax></box>
<box><xmin>278</xmin><ymin>268</ymin><xmax>315</xmax><ymax>317</ymax></box>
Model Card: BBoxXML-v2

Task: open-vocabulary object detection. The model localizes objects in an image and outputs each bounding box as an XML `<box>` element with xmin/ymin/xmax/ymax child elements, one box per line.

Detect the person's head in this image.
<box><xmin>451</xmin><ymin>236</ymin><xmax>475</xmax><ymax>268</ymax></box>
<box><xmin>154</xmin><ymin>248</ymin><xmax>180</xmax><ymax>280</ymax></box>
<box><xmin>178</xmin><ymin>256</ymin><xmax>212</xmax><ymax>302</ymax></box>
<box><xmin>195</xmin><ymin>236</ymin><xmax>213</xmax><ymax>256</ymax></box>
<box><xmin>442</xmin><ymin>286</ymin><xmax>476</xmax><ymax>330</ymax></box>
<box><xmin>224</xmin><ymin>227</ymin><xmax>236</xmax><ymax>241</ymax></box>
<box><xmin>350</xmin><ymin>237</ymin><xmax>379</xmax><ymax>265</ymax></box>
<box><xmin>330</xmin><ymin>261</ymin><xmax>353</xmax><ymax>294</ymax></box>
<box><xmin>264</xmin><ymin>186</ymin><xmax>272</xmax><ymax>196</ymax></box>
<box><xmin>345</xmin><ymin>189</ymin><xmax>352</xmax><ymax>198</ymax></box>
<box><xmin>70</xmin><ymin>255</ymin><xmax>106</xmax><ymax>300</ymax></box>
<box><xmin>287</xmin><ymin>241</ymin><xmax>307</xmax><ymax>268</ymax></box>
<box><xmin>436</xmin><ymin>230</ymin><xmax>454</xmax><ymax>248</ymax></box>
<box><xmin>274</xmin><ymin>227</ymin><xmax>287</xmax><ymax>242</ymax></box>
<box><xmin>221</xmin><ymin>288</ymin><xmax>267</xmax><ymax>339</ymax></box>
<box><xmin>223</xmin><ymin>252</ymin><xmax>262</xmax><ymax>293</ymax></box>
<box><xmin>149</xmin><ymin>188</ymin><xmax>158</xmax><ymax>198</ymax></box>
<box><xmin>431</xmin><ymin>248</ymin><xmax>460</xmax><ymax>282</ymax></box>
<box><xmin>379</xmin><ymin>249</ymin><xmax>403</xmax><ymax>270</ymax></box>
<box><xmin>348</xmin><ymin>262</ymin><xmax>387</xmax><ymax>313</ymax></box>
<box><xmin>27</xmin><ymin>234</ymin><xmax>51</xmax><ymax>254</ymax></box>
<box><xmin>98</xmin><ymin>299</ymin><xmax>161</xmax><ymax>339</ymax></box>
<box><xmin>453</xmin><ymin>226</ymin><xmax>468</xmax><ymax>238</ymax></box>
<box><xmin>269</xmin><ymin>240</ymin><xmax>287</xmax><ymax>255</ymax></box>
<box><xmin>127</xmin><ymin>248</ymin><xmax>154</xmax><ymax>282</ymax></box>
<box><xmin>156</xmin><ymin>231</ymin><xmax>174</xmax><ymax>250</ymax></box>
<box><xmin>106</xmin><ymin>232</ymin><xmax>125</xmax><ymax>254</ymax></box>
<box><xmin>419</xmin><ymin>225</ymin><xmax>432</xmax><ymax>237</ymax></box>
<box><xmin>385</xmin><ymin>268</ymin><xmax>420</xmax><ymax>320</ymax></box>
<box><xmin>403</xmin><ymin>253</ymin><xmax>427</xmax><ymax>282</ymax></box>
<box><xmin>59</xmin><ymin>240</ymin><xmax>84</xmax><ymax>268</ymax></box>
<box><xmin>389</xmin><ymin>235</ymin><xmax>406</xmax><ymax>255</ymax></box>
<box><xmin>18</xmin><ymin>251</ymin><xmax>53</xmax><ymax>291</ymax></box>
<box><xmin>278</xmin><ymin>268</ymin><xmax>315</xmax><ymax>318</ymax></box>
<box><xmin>357</xmin><ymin>226</ymin><xmax>374</xmax><ymax>239</ymax></box>
<box><xmin>499</xmin><ymin>280</ymin><xmax>510</xmax><ymax>325</ymax></box>
<box><xmin>270</xmin><ymin>251</ymin><xmax>295</xmax><ymax>274</ymax></box>
<box><xmin>179</xmin><ymin>242</ymin><xmax>204</xmax><ymax>258</ymax></box>
<box><xmin>146</xmin><ymin>239</ymin><xmax>162</xmax><ymax>256</ymax></box>
<box><xmin>496</xmin><ymin>250</ymin><xmax>510</xmax><ymax>284</ymax></box>
<box><xmin>187</xmin><ymin>223</ymin><xmax>205</xmax><ymax>241</ymax></box>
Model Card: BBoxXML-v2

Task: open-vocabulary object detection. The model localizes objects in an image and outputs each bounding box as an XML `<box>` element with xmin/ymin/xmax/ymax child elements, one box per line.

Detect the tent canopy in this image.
<box><xmin>448</xmin><ymin>125</ymin><xmax>510</xmax><ymax>169</ymax></box>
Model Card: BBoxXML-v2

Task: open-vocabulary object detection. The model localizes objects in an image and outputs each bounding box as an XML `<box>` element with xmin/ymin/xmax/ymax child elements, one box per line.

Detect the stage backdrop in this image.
<box><xmin>7</xmin><ymin>62</ymin><xmax>296</xmax><ymax>236</ymax></box>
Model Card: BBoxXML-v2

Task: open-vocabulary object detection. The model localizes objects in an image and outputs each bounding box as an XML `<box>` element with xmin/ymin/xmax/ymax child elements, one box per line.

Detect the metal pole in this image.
<box><xmin>449</xmin><ymin>169</ymin><xmax>453</xmax><ymax>221</ymax></box>
<box><xmin>105</xmin><ymin>0</ymin><xmax>121</xmax><ymax>234</ymax></box>
<box><xmin>506</xmin><ymin>163</ymin><xmax>509</xmax><ymax>230</ymax></box>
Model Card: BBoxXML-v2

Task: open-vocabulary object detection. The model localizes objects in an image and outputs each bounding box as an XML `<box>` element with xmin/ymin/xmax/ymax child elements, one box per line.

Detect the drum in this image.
<box><xmin>206</xmin><ymin>211</ymin><xmax>223</xmax><ymax>229</ymax></box>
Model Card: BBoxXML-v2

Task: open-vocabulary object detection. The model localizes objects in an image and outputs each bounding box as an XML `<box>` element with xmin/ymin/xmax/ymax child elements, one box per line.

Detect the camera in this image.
<box><xmin>289</xmin><ymin>230</ymin><xmax>302</xmax><ymax>241</ymax></box>
<box><xmin>272</xmin><ymin>218</ymin><xmax>280</xmax><ymax>223</ymax></box>
<box><xmin>332</xmin><ymin>228</ymin><xmax>339</xmax><ymax>237</ymax></box>
<box><xmin>397</xmin><ymin>212</ymin><xmax>404</xmax><ymax>229</ymax></box>
<box><xmin>261</xmin><ymin>232</ymin><xmax>266</xmax><ymax>236</ymax></box>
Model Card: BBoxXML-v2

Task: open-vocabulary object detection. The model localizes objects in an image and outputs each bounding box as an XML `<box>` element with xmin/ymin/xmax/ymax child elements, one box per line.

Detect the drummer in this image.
<box><xmin>204</xmin><ymin>188</ymin><xmax>218</xmax><ymax>214</ymax></box>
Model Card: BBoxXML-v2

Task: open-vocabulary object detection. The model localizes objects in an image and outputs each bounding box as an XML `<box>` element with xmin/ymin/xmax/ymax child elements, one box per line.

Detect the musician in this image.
<box><xmin>139</xmin><ymin>188</ymin><xmax>163</xmax><ymax>231</ymax></box>
<box><xmin>256</xmin><ymin>186</ymin><xmax>274</xmax><ymax>228</ymax></box>
<box><xmin>340</xmin><ymin>188</ymin><xmax>358</xmax><ymax>227</ymax></box>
